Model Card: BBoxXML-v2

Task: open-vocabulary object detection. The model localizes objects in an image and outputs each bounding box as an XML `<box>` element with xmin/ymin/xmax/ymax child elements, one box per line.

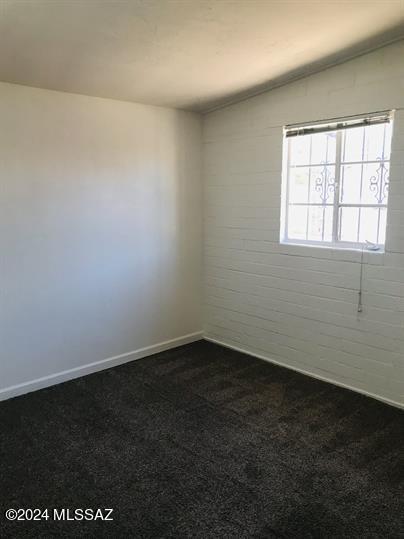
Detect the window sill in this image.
<box><xmin>280</xmin><ymin>239</ymin><xmax>385</xmax><ymax>254</ymax></box>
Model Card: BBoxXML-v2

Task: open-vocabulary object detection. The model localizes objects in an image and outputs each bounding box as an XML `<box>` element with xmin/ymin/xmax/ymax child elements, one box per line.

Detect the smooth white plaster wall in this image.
<box><xmin>0</xmin><ymin>82</ymin><xmax>202</xmax><ymax>396</ymax></box>
<box><xmin>203</xmin><ymin>40</ymin><xmax>404</xmax><ymax>407</ymax></box>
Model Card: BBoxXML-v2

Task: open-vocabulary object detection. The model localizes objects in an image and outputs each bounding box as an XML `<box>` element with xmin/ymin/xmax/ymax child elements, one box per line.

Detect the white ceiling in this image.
<box><xmin>0</xmin><ymin>0</ymin><xmax>403</xmax><ymax>112</ymax></box>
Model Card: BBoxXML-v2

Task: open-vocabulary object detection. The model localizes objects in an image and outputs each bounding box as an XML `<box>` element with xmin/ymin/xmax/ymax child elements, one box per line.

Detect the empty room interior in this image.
<box><xmin>1</xmin><ymin>0</ymin><xmax>404</xmax><ymax>537</ymax></box>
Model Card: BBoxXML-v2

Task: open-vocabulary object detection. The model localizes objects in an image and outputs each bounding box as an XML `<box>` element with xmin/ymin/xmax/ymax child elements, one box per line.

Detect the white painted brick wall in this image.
<box><xmin>202</xmin><ymin>40</ymin><xmax>404</xmax><ymax>407</ymax></box>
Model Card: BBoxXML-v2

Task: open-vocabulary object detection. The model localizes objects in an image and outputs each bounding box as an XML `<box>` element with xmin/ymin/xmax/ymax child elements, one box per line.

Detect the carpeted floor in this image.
<box><xmin>0</xmin><ymin>340</ymin><xmax>403</xmax><ymax>538</ymax></box>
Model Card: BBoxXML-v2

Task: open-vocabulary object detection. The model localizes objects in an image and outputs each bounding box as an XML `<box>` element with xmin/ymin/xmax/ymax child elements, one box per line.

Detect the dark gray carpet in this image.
<box><xmin>0</xmin><ymin>340</ymin><xmax>403</xmax><ymax>538</ymax></box>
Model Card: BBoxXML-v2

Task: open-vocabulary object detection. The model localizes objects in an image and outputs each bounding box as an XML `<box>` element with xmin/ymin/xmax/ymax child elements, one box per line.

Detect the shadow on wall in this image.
<box><xmin>0</xmin><ymin>84</ymin><xmax>202</xmax><ymax>392</ymax></box>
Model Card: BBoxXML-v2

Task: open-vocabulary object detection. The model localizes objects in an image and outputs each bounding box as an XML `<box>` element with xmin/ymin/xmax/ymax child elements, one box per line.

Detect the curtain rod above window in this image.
<box><xmin>284</xmin><ymin>110</ymin><xmax>393</xmax><ymax>138</ymax></box>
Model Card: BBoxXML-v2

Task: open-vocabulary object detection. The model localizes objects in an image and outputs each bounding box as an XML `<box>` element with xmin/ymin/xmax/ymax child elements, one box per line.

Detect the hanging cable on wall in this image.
<box><xmin>357</xmin><ymin>247</ymin><xmax>364</xmax><ymax>314</ymax></box>
<box><xmin>357</xmin><ymin>241</ymin><xmax>380</xmax><ymax>314</ymax></box>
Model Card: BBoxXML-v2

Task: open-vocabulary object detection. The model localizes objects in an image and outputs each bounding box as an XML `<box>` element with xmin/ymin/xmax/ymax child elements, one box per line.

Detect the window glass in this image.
<box><xmin>282</xmin><ymin>113</ymin><xmax>392</xmax><ymax>249</ymax></box>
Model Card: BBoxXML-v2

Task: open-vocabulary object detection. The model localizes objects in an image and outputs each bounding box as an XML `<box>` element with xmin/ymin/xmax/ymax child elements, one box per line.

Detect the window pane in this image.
<box><xmin>342</xmin><ymin>126</ymin><xmax>365</xmax><ymax>163</ymax></box>
<box><xmin>310</xmin><ymin>131</ymin><xmax>336</xmax><ymax>164</ymax></box>
<box><xmin>289</xmin><ymin>135</ymin><xmax>311</xmax><ymax>166</ymax></box>
<box><xmin>378</xmin><ymin>207</ymin><xmax>387</xmax><ymax>244</ymax></box>
<box><xmin>306</xmin><ymin>205</ymin><xmax>333</xmax><ymax>242</ymax></box>
<box><xmin>383</xmin><ymin>122</ymin><xmax>392</xmax><ymax>160</ymax></box>
<box><xmin>340</xmin><ymin>164</ymin><xmax>362</xmax><ymax>204</ymax></box>
<box><xmin>310</xmin><ymin>165</ymin><xmax>335</xmax><ymax>204</ymax></box>
<box><xmin>363</xmin><ymin>123</ymin><xmax>386</xmax><ymax>161</ymax></box>
<box><xmin>288</xmin><ymin>205</ymin><xmax>308</xmax><ymax>240</ymax></box>
<box><xmin>361</xmin><ymin>162</ymin><xmax>389</xmax><ymax>205</ymax></box>
<box><xmin>358</xmin><ymin>207</ymin><xmax>379</xmax><ymax>245</ymax></box>
<box><xmin>323</xmin><ymin>206</ymin><xmax>334</xmax><ymax>242</ymax></box>
<box><xmin>339</xmin><ymin>207</ymin><xmax>359</xmax><ymax>243</ymax></box>
<box><xmin>289</xmin><ymin>168</ymin><xmax>309</xmax><ymax>203</ymax></box>
<box><xmin>307</xmin><ymin>206</ymin><xmax>324</xmax><ymax>241</ymax></box>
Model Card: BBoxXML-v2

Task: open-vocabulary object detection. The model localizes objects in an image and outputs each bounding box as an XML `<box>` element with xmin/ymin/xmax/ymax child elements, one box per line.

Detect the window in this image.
<box><xmin>281</xmin><ymin>111</ymin><xmax>393</xmax><ymax>250</ymax></box>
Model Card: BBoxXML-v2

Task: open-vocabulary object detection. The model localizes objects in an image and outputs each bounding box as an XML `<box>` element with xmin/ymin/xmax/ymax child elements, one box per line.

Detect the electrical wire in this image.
<box><xmin>357</xmin><ymin>246</ymin><xmax>364</xmax><ymax>313</ymax></box>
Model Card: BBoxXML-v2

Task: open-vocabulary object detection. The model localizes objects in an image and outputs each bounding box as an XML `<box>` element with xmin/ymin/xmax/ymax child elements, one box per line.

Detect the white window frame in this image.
<box><xmin>280</xmin><ymin>111</ymin><xmax>393</xmax><ymax>252</ymax></box>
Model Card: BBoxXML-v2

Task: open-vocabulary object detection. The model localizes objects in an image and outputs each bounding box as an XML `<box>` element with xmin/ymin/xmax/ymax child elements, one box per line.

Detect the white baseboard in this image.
<box><xmin>3</xmin><ymin>331</ymin><xmax>402</xmax><ymax>410</ymax></box>
<box><xmin>205</xmin><ymin>336</ymin><xmax>404</xmax><ymax>410</ymax></box>
<box><xmin>0</xmin><ymin>331</ymin><xmax>203</xmax><ymax>402</ymax></box>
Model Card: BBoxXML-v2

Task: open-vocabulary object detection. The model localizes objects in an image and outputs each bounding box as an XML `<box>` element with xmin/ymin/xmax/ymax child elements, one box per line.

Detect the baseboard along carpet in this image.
<box><xmin>0</xmin><ymin>340</ymin><xmax>403</xmax><ymax>538</ymax></box>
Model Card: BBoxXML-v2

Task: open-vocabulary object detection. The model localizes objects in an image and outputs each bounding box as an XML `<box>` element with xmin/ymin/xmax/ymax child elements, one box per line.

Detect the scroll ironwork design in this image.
<box><xmin>314</xmin><ymin>165</ymin><xmax>335</xmax><ymax>203</ymax></box>
<box><xmin>369</xmin><ymin>161</ymin><xmax>389</xmax><ymax>204</ymax></box>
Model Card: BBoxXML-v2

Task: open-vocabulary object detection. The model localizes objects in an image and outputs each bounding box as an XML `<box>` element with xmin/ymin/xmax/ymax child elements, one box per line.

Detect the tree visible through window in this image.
<box><xmin>281</xmin><ymin>111</ymin><xmax>393</xmax><ymax>250</ymax></box>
